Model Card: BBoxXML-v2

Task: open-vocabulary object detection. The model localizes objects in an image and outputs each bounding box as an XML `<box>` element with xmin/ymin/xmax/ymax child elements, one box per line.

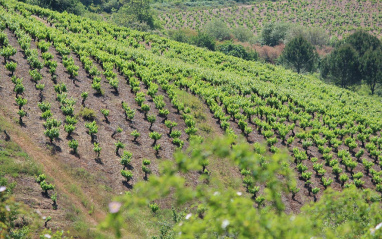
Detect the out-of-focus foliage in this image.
<box><xmin>101</xmin><ymin>137</ymin><xmax>382</xmax><ymax>238</ymax></box>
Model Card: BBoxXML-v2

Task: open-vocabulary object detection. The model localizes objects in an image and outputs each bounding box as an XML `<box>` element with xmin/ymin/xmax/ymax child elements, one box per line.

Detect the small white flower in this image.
<box><xmin>0</xmin><ymin>186</ymin><xmax>6</xmax><ymax>192</ymax></box>
<box><xmin>5</xmin><ymin>205</ymin><xmax>10</xmax><ymax>212</ymax></box>
<box><xmin>44</xmin><ymin>234</ymin><xmax>51</xmax><ymax>238</ymax></box>
<box><xmin>371</xmin><ymin>222</ymin><xmax>382</xmax><ymax>235</ymax></box>
<box><xmin>213</xmin><ymin>191</ymin><xmax>220</xmax><ymax>196</ymax></box>
<box><xmin>236</xmin><ymin>192</ymin><xmax>242</xmax><ymax>196</ymax></box>
<box><xmin>221</xmin><ymin>219</ymin><xmax>230</xmax><ymax>229</ymax></box>
<box><xmin>108</xmin><ymin>201</ymin><xmax>122</xmax><ymax>214</ymax></box>
<box><xmin>42</xmin><ymin>216</ymin><xmax>46</xmax><ymax>220</ymax></box>
<box><xmin>376</xmin><ymin>222</ymin><xmax>382</xmax><ymax>230</ymax></box>
<box><xmin>185</xmin><ymin>213</ymin><xmax>192</xmax><ymax>220</ymax></box>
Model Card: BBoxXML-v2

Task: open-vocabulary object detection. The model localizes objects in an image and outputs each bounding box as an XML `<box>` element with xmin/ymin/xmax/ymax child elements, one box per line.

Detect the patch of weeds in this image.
<box><xmin>77</xmin><ymin>107</ymin><xmax>96</xmax><ymax>121</ymax></box>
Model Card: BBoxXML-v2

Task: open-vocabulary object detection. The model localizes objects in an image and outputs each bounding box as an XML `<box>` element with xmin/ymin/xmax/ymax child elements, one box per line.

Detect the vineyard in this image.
<box><xmin>1</xmin><ymin>0</ymin><xmax>382</xmax><ymax>237</ymax></box>
<box><xmin>159</xmin><ymin>0</ymin><xmax>382</xmax><ymax>38</ymax></box>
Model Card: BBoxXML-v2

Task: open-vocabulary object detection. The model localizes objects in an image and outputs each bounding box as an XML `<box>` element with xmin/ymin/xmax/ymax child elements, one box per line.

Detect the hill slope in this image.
<box><xmin>159</xmin><ymin>0</ymin><xmax>382</xmax><ymax>37</ymax></box>
<box><xmin>1</xmin><ymin>0</ymin><xmax>382</xmax><ymax>237</ymax></box>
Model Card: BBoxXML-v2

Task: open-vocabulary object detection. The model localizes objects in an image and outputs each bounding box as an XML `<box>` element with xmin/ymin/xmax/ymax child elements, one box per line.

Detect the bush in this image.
<box><xmin>191</xmin><ymin>32</ymin><xmax>216</xmax><ymax>51</ymax></box>
<box><xmin>285</xmin><ymin>25</ymin><xmax>329</xmax><ymax>46</ymax></box>
<box><xmin>77</xmin><ymin>107</ymin><xmax>96</xmax><ymax>121</ymax></box>
<box><xmin>168</xmin><ymin>29</ymin><xmax>193</xmax><ymax>44</ymax></box>
<box><xmin>232</xmin><ymin>26</ymin><xmax>253</xmax><ymax>42</ymax></box>
<box><xmin>203</xmin><ymin>19</ymin><xmax>231</xmax><ymax>41</ymax></box>
<box><xmin>217</xmin><ymin>41</ymin><xmax>258</xmax><ymax>61</ymax></box>
<box><xmin>261</xmin><ymin>22</ymin><xmax>289</xmax><ymax>46</ymax></box>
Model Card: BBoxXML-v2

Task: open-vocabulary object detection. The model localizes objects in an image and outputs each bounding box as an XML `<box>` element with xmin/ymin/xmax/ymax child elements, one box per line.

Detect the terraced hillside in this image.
<box><xmin>1</xmin><ymin>0</ymin><xmax>382</xmax><ymax>237</ymax></box>
<box><xmin>159</xmin><ymin>0</ymin><xmax>382</xmax><ymax>37</ymax></box>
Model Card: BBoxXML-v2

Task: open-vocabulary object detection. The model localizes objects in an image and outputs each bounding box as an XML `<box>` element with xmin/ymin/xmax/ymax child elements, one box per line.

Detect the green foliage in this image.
<box><xmin>203</xmin><ymin>19</ymin><xmax>231</xmax><ymax>41</ymax></box>
<box><xmin>321</xmin><ymin>43</ymin><xmax>361</xmax><ymax>88</ymax></box>
<box><xmin>65</xmin><ymin>116</ymin><xmax>77</xmax><ymax>125</ymax></box>
<box><xmin>149</xmin><ymin>203</ymin><xmax>159</xmax><ymax>213</ymax></box>
<box><xmin>360</xmin><ymin>46</ymin><xmax>382</xmax><ymax>95</ymax></box>
<box><xmin>44</xmin><ymin>127</ymin><xmax>60</xmax><ymax>143</ymax></box>
<box><xmin>217</xmin><ymin>41</ymin><xmax>258</xmax><ymax>61</ymax></box>
<box><xmin>78</xmin><ymin>107</ymin><xmax>96</xmax><ymax>121</ymax></box>
<box><xmin>40</xmin><ymin>180</ymin><xmax>54</xmax><ymax>193</ymax></box>
<box><xmin>15</xmin><ymin>96</ymin><xmax>27</xmax><ymax>109</ymax></box>
<box><xmin>121</xmin><ymin>170</ymin><xmax>133</xmax><ymax>181</ymax></box>
<box><xmin>101</xmin><ymin>109</ymin><xmax>109</xmax><ymax>119</ymax></box>
<box><xmin>261</xmin><ymin>22</ymin><xmax>289</xmax><ymax>46</ymax></box>
<box><xmin>321</xmin><ymin>30</ymin><xmax>381</xmax><ymax>90</ymax></box>
<box><xmin>147</xmin><ymin>114</ymin><xmax>156</xmax><ymax>129</ymax></box>
<box><xmin>85</xmin><ymin>120</ymin><xmax>98</xmax><ymax>137</ymax></box>
<box><xmin>5</xmin><ymin>61</ymin><xmax>17</xmax><ymax>75</ymax></box>
<box><xmin>81</xmin><ymin>91</ymin><xmax>88</xmax><ymax>105</ymax></box>
<box><xmin>130</xmin><ymin>130</ymin><xmax>140</xmax><ymax>141</ymax></box>
<box><xmin>120</xmin><ymin>151</ymin><xmax>132</xmax><ymax>168</ymax></box>
<box><xmin>149</xmin><ymin>131</ymin><xmax>162</xmax><ymax>144</ymax></box>
<box><xmin>68</xmin><ymin>139</ymin><xmax>79</xmax><ymax>153</ymax></box>
<box><xmin>280</xmin><ymin>35</ymin><xmax>318</xmax><ymax>74</ymax></box>
<box><xmin>38</xmin><ymin>0</ymin><xmax>85</xmax><ymax>15</ymax></box>
<box><xmin>111</xmin><ymin>0</ymin><xmax>156</xmax><ymax>31</ymax></box>
<box><xmin>29</xmin><ymin>69</ymin><xmax>42</xmax><ymax>83</ymax></box>
<box><xmin>192</xmin><ymin>31</ymin><xmax>216</xmax><ymax>51</ymax></box>
<box><xmin>64</xmin><ymin>124</ymin><xmax>75</xmax><ymax>136</ymax></box>
<box><xmin>0</xmin><ymin>45</ymin><xmax>16</xmax><ymax>62</ymax></box>
<box><xmin>93</xmin><ymin>142</ymin><xmax>102</xmax><ymax>157</ymax></box>
<box><xmin>115</xmin><ymin>140</ymin><xmax>125</xmax><ymax>154</ymax></box>
<box><xmin>232</xmin><ymin>26</ymin><xmax>253</xmax><ymax>42</ymax></box>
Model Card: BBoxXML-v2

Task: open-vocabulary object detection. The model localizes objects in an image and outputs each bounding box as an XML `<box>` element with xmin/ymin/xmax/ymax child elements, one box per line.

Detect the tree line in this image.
<box><xmin>281</xmin><ymin>30</ymin><xmax>382</xmax><ymax>95</ymax></box>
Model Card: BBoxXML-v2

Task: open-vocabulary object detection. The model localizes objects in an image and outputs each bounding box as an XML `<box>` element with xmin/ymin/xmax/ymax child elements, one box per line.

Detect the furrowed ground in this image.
<box><xmin>1</xmin><ymin>0</ymin><xmax>382</xmax><ymax>237</ymax></box>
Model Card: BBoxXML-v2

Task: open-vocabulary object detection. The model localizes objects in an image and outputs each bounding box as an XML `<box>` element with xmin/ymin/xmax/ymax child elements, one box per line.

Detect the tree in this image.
<box><xmin>321</xmin><ymin>44</ymin><xmax>361</xmax><ymax>88</ymax></box>
<box><xmin>217</xmin><ymin>41</ymin><xmax>258</xmax><ymax>61</ymax></box>
<box><xmin>261</xmin><ymin>22</ymin><xmax>289</xmax><ymax>46</ymax></box>
<box><xmin>39</xmin><ymin>0</ymin><xmax>85</xmax><ymax>14</ymax></box>
<box><xmin>112</xmin><ymin>0</ymin><xmax>156</xmax><ymax>30</ymax></box>
<box><xmin>280</xmin><ymin>36</ymin><xmax>318</xmax><ymax>74</ymax></box>
<box><xmin>203</xmin><ymin>19</ymin><xmax>231</xmax><ymax>41</ymax></box>
<box><xmin>192</xmin><ymin>31</ymin><xmax>216</xmax><ymax>51</ymax></box>
<box><xmin>346</xmin><ymin>30</ymin><xmax>381</xmax><ymax>57</ymax></box>
<box><xmin>360</xmin><ymin>47</ymin><xmax>382</xmax><ymax>95</ymax></box>
<box><xmin>232</xmin><ymin>26</ymin><xmax>253</xmax><ymax>42</ymax></box>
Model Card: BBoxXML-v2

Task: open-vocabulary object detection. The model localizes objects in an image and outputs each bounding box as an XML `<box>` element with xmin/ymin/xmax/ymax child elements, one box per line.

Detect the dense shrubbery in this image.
<box><xmin>217</xmin><ymin>41</ymin><xmax>258</xmax><ymax>61</ymax></box>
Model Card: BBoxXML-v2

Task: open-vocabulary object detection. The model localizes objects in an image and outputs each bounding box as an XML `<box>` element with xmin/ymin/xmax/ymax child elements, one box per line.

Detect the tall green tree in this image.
<box><xmin>280</xmin><ymin>35</ymin><xmax>317</xmax><ymax>74</ymax></box>
<box><xmin>321</xmin><ymin>44</ymin><xmax>361</xmax><ymax>88</ymax></box>
<box><xmin>261</xmin><ymin>22</ymin><xmax>289</xmax><ymax>46</ymax></box>
<box><xmin>346</xmin><ymin>30</ymin><xmax>381</xmax><ymax>57</ymax></box>
<box><xmin>361</xmin><ymin>47</ymin><xmax>382</xmax><ymax>95</ymax></box>
<box><xmin>321</xmin><ymin>31</ymin><xmax>381</xmax><ymax>90</ymax></box>
<box><xmin>112</xmin><ymin>0</ymin><xmax>156</xmax><ymax>30</ymax></box>
<box><xmin>203</xmin><ymin>19</ymin><xmax>231</xmax><ymax>41</ymax></box>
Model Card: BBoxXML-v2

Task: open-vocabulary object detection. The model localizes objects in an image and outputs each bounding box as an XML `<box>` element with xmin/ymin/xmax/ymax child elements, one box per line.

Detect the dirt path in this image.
<box><xmin>6</xmin><ymin>124</ymin><xmax>102</xmax><ymax>226</ymax></box>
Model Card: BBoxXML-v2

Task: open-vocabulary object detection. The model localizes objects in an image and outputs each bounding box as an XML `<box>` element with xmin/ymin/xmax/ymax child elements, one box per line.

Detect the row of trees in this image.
<box><xmin>280</xmin><ymin>30</ymin><xmax>382</xmax><ymax>95</ymax></box>
<box><xmin>169</xmin><ymin>23</ymin><xmax>258</xmax><ymax>61</ymax></box>
<box><xmin>321</xmin><ymin>31</ymin><xmax>382</xmax><ymax>94</ymax></box>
